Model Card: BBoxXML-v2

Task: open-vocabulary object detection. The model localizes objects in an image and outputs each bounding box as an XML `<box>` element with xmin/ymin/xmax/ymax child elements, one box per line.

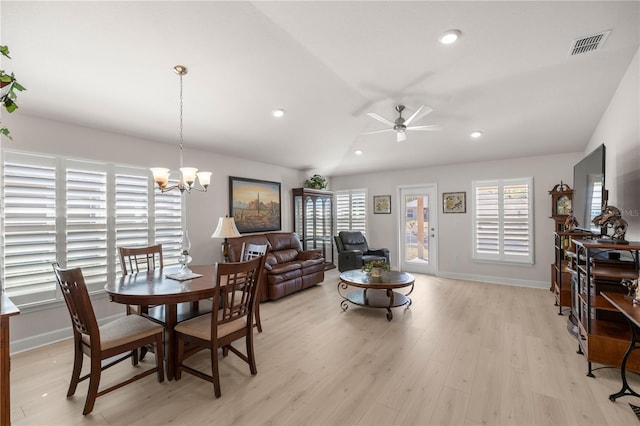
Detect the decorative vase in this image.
<box><xmin>370</xmin><ymin>267</ymin><xmax>382</xmax><ymax>278</ymax></box>
<box><xmin>178</xmin><ymin>230</ymin><xmax>193</xmax><ymax>277</ymax></box>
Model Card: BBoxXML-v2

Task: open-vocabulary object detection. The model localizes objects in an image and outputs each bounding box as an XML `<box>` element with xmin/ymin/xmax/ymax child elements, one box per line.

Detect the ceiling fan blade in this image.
<box><xmin>397</xmin><ymin>132</ymin><xmax>407</xmax><ymax>142</ymax></box>
<box><xmin>404</xmin><ymin>105</ymin><xmax>425</xmax><ymax>126</ymax></box>
<box><xmin>366</xmin><ymin>112</ymin><xmax>395</xmax><ymax>127</ymax></box>
<box><xmin>361</xmin><ymin>128</ymin><xmax>394</xmax><ymax>135</ymax></box>
<box><xmin>407</xmin><ymin>105</ymin><xmax>434</xmax><ymax>125</ymax></box>
<box><xmin>407</xmin><ymin>125</ymin><xmax>442</xmax><ymax>131</ymax></box>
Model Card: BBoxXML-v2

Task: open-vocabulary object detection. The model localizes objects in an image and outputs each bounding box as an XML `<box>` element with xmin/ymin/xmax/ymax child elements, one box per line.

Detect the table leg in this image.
<box><xmin>1</xmin><ymin>316</ymin><xmax>11</xmax><ymax>426</ymax></box>
<box><xmin>386</xmin><ymin>289</ymin><xmax>394</xmax><ymax>321</ymax></box>
<box><xmin>164</xmin><ymin>304</ymin><xmax>178</xmax><ymax>381</ymax></box>
<box><xmin>610</xmin><ymin>318</ymin><xmax>640</xmax><ymax>401</ymax></box>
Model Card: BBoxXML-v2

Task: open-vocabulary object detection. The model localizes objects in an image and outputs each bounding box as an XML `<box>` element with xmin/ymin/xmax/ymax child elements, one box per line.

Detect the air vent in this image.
<box><xmin>569</xmin><ymin>30</ymin><xmax>611</xmax><ymax>56</ymax></box>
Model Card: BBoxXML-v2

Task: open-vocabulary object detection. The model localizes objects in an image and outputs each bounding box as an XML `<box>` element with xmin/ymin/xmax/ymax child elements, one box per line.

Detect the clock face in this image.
<box><xmin>556</xmin><ymin>195</ymin><xmax>571</xmax><ymax>215</ymax></box>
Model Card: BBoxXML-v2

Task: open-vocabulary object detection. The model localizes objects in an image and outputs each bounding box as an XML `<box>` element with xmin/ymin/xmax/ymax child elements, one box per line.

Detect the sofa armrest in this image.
<box><xmin>337</xmin><ymin>250</ymin><xmax>363</xmax><ymax>272</ymax></box>
<box><xmin>297</xmin><ymin>249</ymin><xmax>323</xmax><ymax>261</ymax></box>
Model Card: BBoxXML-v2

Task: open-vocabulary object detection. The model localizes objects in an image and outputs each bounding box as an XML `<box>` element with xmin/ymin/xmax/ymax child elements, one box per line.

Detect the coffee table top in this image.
<box><xmin>339</xmin><ymin>269</ymin><xmax>415</xmax><ymax>289</ymax></box>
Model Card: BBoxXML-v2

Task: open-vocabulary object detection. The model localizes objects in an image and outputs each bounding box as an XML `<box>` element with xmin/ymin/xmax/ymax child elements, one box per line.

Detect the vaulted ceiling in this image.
<box><xmin>2</xmin><ymin>1</ymin><xmax>639</xmax><ymax>176</ymax></box>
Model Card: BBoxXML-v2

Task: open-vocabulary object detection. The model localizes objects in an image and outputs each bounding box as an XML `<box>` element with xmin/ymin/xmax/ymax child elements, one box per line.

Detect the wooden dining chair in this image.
<box><xmin>52</xmin><ymin>263</ymin><xmax>164</xmax><ymax>415</ymax></box>
<box><xmin>119</xmin><ymin>244</ymin><xmax>163</xmax><ymax>315</ymax></box>
<box><xmin>240</xmin><ymin>243</ymin><xmax>268</xmax><ymax>332</ymax></box>
<box><xmin>174</xmin><ymin>255</ymin><xmax>266</xmax><ymax>398</ymax></box>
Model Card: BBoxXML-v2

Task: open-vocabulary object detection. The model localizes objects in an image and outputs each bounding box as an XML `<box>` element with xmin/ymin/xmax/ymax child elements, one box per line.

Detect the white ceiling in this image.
<box><xmin>2</xmin><ymin>1</ymin><xmax>639</xmax><ymax>176</ymax></box>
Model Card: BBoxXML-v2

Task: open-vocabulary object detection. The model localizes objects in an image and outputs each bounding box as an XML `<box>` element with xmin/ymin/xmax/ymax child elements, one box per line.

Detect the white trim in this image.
<box><xmin>437</xmin><ymin>271</ymin><xmax>548</xmax><ymax>289</ymax></box>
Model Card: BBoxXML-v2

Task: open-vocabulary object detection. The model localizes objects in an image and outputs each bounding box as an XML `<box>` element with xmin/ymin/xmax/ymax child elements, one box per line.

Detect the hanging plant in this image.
<box><xmin>304</xmin><ymin>174</ymin><xmax>327</xmax><ymax>190</ymax></box>
<box><xmin>1</xmin><ymin>45</ymin><xmax>27</xmax><ymax>140</ymax></box>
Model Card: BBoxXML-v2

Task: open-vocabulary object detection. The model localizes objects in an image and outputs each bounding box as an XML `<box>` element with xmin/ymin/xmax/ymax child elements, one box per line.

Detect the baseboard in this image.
<box><xmin>10</xmin><ymin>313</ymin><xmax>125</xmax><ymax>355</ymax></box>
<box><xmin>437</xmin><ymin>271</ymin><xmax>548</xmax><ymax>289</ymax></box>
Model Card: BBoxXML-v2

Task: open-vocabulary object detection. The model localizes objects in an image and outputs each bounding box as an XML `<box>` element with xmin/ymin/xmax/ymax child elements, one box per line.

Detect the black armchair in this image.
<box><xmin>334</xmin><ymin>231</ymin><xmax>390</xmax><ymax>272</ymax></box>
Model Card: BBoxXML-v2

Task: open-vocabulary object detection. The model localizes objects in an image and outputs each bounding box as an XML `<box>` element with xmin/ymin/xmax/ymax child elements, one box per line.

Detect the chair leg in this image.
<box><xmin>175</xmin><ymin>334</ymin><xmax>184</xmax><ymax>380</ymax></box>
<box><xmin>83</xmin><ymin>356</ymin><xmax>102</xmax><ymax>415</ymax></box>
<box><xmin>154</xmin><ymin>333</ymin><xmax>165</xmax><ymax>382</ymax></box>
<box><xmin>67</xmin><ymin>343</ymin><xmax>84</xmax><ymax>397</ymax></box>
<box><xmin>246</xmin><ymin>330</ymin><xmax>257</xmax><ymax>375</ymax></box>
<box><xmin>254</xmin><ymin>301</ymin><xmax>263</xmax><ymax>333</ymax></box>
<box><xmin>211</xmin><ymin>345</ymin><xmax>221</xmax><ymax>398</ymax></box>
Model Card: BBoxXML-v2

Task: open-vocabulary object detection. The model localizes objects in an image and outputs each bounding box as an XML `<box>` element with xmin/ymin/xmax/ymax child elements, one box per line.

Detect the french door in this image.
<box><xmin>399</xmin><ymin>185</ymin><xmax>438</xmax><ymax>275</ymax></box>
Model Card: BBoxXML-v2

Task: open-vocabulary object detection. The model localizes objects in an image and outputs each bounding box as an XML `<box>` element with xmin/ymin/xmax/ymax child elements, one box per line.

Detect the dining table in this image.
<box><xmin>104</xmin><ymin>264</ymin><xmax>216</xmax><ymax>380</ymax></box>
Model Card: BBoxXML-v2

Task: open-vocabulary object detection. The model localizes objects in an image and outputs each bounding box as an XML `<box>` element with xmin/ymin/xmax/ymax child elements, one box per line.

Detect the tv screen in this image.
<box><xmin>573</xmin><ymin>144</ymin><xmax>606</xmax><ymax>233</ymax></box>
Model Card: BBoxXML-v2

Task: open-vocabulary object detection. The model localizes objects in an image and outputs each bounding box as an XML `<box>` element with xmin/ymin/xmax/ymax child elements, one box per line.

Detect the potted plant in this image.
<box><xmin>1</xmin><ymin>45</ymin><xmax>26</xmax><ymax>140</ymax></box>
<box><xmin>304</xmin><ymin>174</ymin><xmax>327</xmax><ymax>190</ymax></box>
<box><xmin>362</xmin><ymin>259</ymin><xmax>391</xmax><ymax>277</ymax></box>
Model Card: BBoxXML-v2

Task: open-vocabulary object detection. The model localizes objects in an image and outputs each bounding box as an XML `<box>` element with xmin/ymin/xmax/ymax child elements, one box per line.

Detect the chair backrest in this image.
<box><xmin>119</xmin><ymin>244</ymin><xmax>163</xmax><ymax>275</ymax></box>
<box><xmin>241</xmin><ymin>243</ymin><xmax>268</xmax><ymax>261</ymax></box>
<box><xmin>52</xmin><ymin>263</ymin><xmax>99</xmax><ymax>340</ymax></box>
<box><xmin>338</xmin><ymin>231</ymin><xmax>369</xmax><ymax>252</ymax></box>
<box><xmin>214</xmin><ymin>255</ymin><xmax>266</xmax><ymax>328</ymax></box>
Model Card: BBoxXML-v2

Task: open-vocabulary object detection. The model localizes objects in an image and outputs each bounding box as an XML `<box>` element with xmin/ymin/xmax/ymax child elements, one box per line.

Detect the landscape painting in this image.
<box><xmin>229</xmin><ymin>176</ymin><xmax>281</xmax><ymax>233</ymax></box>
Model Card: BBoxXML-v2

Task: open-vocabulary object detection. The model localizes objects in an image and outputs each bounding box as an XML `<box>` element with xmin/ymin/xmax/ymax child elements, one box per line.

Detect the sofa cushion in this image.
<box><xmin>272</xmin><ymin>248</ymin><xmax>299</xmax><ymax>264</ymax></box>
<box><xmin>266</xmin><ymin>232</ymin><xmax>303</xmax><ymax>252</ymax></box>
<box><xmin>269</xmin><ymin>262</ymin><xmax>301</xmax><ymax>275</ymax></box>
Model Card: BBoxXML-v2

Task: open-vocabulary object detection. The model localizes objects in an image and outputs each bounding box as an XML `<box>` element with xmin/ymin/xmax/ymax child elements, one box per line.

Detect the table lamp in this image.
<box><xmin>211</xmin><ymin>216</ymin><xmax>241</xmax><ymax>262</ymax></box>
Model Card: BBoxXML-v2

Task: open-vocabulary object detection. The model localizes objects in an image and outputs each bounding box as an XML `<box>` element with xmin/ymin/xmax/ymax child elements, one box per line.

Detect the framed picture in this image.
<box><xmin>373</xmin><ymin>195</ymin><xmax>391</xmax><ymax>214</ymax></box>
<box><xmin>229</xmin><ymin>176</ymin><xmax>281</xmax><ymax>233</ymax></box>
<box><xmin>443</xmin><ymin>192</ymin><xmax>466</xmax><ymax>214</ymax></box>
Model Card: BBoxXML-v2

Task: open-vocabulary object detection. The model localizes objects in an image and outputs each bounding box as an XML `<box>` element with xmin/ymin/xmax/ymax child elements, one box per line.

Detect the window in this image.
<box><xmin>472</xmin><ymin>177</ymin><xmax>534</xmax><ymax>264</ymax></box>
<box><xmin>1</xmin><ymin>150</ymin><xmax>183</xmax><ymax>307</ymax></box>
<box><xmin>335</xmin><ymin>189</ymin><xmax>367</xmax><ymax>235</ymax></box>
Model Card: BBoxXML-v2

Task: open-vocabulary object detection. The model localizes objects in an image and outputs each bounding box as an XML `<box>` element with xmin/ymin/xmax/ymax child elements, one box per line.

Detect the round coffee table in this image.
<box><xmin>338</xmin><ymin>269</ymin><xmax>415</xmax><ymax>321</ymax></box>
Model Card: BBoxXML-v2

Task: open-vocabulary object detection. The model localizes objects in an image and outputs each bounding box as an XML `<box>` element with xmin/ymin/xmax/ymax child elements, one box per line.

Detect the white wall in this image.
<box><xmin>2</xmin><ymin>113</ymin><xmax>306</xmax><ymax>351</ymax></box>
<box><xmin>586</xmin><ymin>48</ymin><xmax>640</xmax><ymax>241</ymax></box>
<box><xmin>332</xmin><ymin>152</ymin><xmax>582</xmax><ymax>287</ymax></box>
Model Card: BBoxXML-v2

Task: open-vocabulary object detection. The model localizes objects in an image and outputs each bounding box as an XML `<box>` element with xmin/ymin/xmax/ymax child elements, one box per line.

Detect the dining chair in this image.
<box><xmin>174</xmin><ymin>255</ymin><xmax>266</xmax><ymax>398</ymax></box>
<box><xmin>119</xmin><ymin>244</ymin><xmax>163</xmax><ymax>315</ymax></box>
<box><xmin>52</xmin><ymin>262</ymin><xmax>164</xmax><ymax>415</ymax></box>
<box><xmin>240</xmin><ymin>243</ymin><xmax>268</xmax><ymax>332</ymax></box>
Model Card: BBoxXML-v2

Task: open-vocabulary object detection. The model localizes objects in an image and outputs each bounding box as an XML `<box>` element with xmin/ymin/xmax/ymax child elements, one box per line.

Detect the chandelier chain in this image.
<box><xmin>179</xmin><ymin>71</ymin><xmax>184</xmax><ymax>169</ymax></box>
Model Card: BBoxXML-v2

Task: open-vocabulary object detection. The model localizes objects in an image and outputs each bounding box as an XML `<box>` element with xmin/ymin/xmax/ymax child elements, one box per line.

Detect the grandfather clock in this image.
<box><xmin>549</xmin><ymin>181</ymin><xmax>573</xmax><ymax>232</ymax></box>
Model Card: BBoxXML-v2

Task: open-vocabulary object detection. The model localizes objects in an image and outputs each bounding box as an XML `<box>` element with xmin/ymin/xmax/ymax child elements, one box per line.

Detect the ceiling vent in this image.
<box><xmin>569</xmin><ymin>30</ymin><xmax>611</xmax><ymax>56</ymax></box>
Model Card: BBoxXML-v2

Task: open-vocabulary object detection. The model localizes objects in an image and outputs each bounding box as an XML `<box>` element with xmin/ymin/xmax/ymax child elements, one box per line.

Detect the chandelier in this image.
<box><xmin>150</xmin><ymin>65</ymin><xmax>212</xmax><ymax>193</ymax></box>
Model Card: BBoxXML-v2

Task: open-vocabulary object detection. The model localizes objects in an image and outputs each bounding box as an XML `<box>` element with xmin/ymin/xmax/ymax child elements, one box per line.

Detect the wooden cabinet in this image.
<box><xmin>572</xmin><ymin>239</ymin><xmax>640</xmax><ymax>376</ymax></box>
<box><xmin>552</xmin><ymin>231</ymin><xmax>592</xmax><ymax>313</ymax></box>
<box><xmin>292</xmin><ymin>188</ymin><xmax>335</xmax><ymax>269</ymax></box>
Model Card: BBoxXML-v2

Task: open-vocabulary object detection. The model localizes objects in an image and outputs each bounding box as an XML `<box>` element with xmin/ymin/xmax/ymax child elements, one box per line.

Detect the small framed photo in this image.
<box><xmin>443</xmin><ymin>192</ymin><xmax>466</xmax><ymax>214</ymax></box>
<box><xmin>373</xmin><ymin>195</ymin><xmax>391</xmax><ymax>214</ymax></box>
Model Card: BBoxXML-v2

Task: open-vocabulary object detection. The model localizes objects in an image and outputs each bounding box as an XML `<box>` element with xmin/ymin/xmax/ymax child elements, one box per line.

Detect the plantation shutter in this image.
<box><xmin>154</xmin><ymin>176</ymin><xmax>183</xmax><ymax>265</ymax></box>
<box><xmin>115</xmin><ymin>168</ymin><xmax>150</xmax><ymax>273</ymax></box>
<box><xmin>335</xmin><ymin>189</ymin><xmax>367</xmax><ymax>235</ymax></box>
<box><xmin>472</xmin><ymin>177</ymin><xmax>534</xmax><ymax>264</ymax></box>
<box><xmin>2</xmin><ymin>153</ymin><xmax>58</xmax><ymax>306</ymax></box>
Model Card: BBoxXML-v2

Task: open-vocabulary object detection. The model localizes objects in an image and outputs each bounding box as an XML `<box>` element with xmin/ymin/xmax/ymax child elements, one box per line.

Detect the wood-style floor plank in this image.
<box><xmin>9</xmin><ymin>270</ymin><xmax>640</xmax><ymax>425</ymax></box>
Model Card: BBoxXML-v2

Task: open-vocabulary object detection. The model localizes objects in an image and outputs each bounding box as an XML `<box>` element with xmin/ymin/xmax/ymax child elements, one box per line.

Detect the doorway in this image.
<box><xmin>398</xmin><ymin>185</ymin><xmax>438</xmax><ymax>275</ymax></box>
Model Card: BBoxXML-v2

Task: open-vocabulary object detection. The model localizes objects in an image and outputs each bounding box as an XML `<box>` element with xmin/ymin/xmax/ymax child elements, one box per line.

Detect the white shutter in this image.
<box><xmin>115</xmin><ymin>168</ymin><xmax>150</xmax><ymax>273</ymax></box>
<box><xmin>154</xmin><ymin>176</ymin><xmax>183</xmax><ymax>265</ymax></box>
<box><xmin>335</xmin><ymin>189</ymin><xmax>367</xmax><ymax>235</ymax></box>
<box><xmin>472</xmin><ymin>177</ymin><xmax>533</xmax><ymax>264</ymax></box>
<box><xmin>2</xmin><ymin>153</ymin><xmax>58</xmax><ymax>305</ymax></box>
<box><xmin>65</xmin><ymin>160</ymin><xmax>108</xmax><ymax>293</ymax></box>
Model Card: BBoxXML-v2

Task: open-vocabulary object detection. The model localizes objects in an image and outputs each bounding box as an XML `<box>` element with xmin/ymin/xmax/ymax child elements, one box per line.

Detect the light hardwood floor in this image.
<box><xmin>10</xmin><ymin>270</ymin><xmax>640</xmax><ymax>425</ymax></box>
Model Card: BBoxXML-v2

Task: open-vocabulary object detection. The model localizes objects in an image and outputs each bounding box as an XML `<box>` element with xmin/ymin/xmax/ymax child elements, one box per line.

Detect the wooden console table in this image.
<box><xmin>1</xmin><ymin>293</ymin><xmax>20</xmax><ymax>426</ymax></box>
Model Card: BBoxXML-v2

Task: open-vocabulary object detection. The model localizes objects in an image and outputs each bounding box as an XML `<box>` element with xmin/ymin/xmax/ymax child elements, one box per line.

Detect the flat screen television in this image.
<box><xmin>572</xmin><ymin>144</ymin><xmax>607</xmax><ymax>233</ymax></box>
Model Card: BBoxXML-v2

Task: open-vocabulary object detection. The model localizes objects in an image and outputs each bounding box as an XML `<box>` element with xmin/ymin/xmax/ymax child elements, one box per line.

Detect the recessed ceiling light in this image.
<box><xmin>272</xmin><ymin>108</ymin><xmax>286</xmax><ymax>118</ymax></box>
<box><xmin>439</xmin><ymin>29</ymin><xmax>461</xmax><ymax>45</ymax></box>
<box><xmin>354</xmin><ymin>149</ymin><xmax>363</xmax><ymax>155</ymax></box>
<box><xmin>470</xmin><ymin>130</ymin><xmax>483</xmax><ymax>138</ymax></box>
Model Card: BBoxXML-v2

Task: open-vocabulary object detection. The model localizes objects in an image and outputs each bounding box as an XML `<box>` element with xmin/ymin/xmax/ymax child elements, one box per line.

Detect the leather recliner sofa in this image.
<box><xmin>228</xmin><ymin>232</ymin><xmax>325</xmax><ymax>301</ymax></box>
<box><xmin>334</xmin><ymin>230</ymin><xmax>390</xmax><ymax>272</ymax></box>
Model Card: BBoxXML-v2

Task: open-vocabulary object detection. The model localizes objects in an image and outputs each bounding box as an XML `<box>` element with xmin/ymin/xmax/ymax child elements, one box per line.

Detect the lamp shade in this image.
<box><xmin>211</xmin><ymin>216</ymin><xmax>241</xmax><ymax>239</ymax></box>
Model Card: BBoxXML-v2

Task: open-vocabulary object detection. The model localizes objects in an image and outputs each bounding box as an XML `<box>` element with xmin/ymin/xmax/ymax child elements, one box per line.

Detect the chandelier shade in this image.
<box><xmin>150</xmin><ymin>65</ymin><xmax>212</xmax><ymax>193</ymax></box>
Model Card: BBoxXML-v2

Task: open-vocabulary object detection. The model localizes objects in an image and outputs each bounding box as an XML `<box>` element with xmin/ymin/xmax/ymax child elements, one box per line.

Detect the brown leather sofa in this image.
<box><xmin>228</xmin><ymin>232</ymin><xmax>325</xmax><ymax>301</ymax></box>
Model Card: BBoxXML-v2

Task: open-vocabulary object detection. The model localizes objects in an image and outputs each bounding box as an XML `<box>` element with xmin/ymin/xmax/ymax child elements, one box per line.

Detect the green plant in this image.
<box><xmin>1</xmin><ymin>45</ymin><xmax>26</xmax><ymax>140</ymax></box>
<box><xmin>304</xmin><ymin>174</ymin><xmax>327</xmax><ymax>189</ymax></box>
<box><xmin>362</xmin><ymin>259</ymin><xmax>391</xmax><ymax>272</ymax></box>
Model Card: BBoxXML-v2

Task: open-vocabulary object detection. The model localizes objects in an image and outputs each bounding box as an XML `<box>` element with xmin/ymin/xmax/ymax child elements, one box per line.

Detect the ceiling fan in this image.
<box><xmin>362</xmin><ymin>105</ymin><xmax>441</xmax><ymax>142</ymax></box>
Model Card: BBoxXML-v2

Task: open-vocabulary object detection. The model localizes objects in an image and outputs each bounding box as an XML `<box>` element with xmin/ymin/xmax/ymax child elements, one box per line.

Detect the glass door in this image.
<box><xmin>399</xmin><ymin>185</ymin><xmax>438</xmax><ymax>275</ymax></box>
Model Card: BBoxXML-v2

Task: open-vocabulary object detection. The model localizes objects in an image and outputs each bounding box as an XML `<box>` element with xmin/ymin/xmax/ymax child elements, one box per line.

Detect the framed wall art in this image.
<box><xmin>443</xmin><ymin>192</ymin><xmax>466</xmax><ymax>214</ymax></box>
<box><xmin>229</xmin><ymin>176</ymin><xmax>281</xmax><ymax>233</ymax></box>
<box><xmin>373</xmin><ymin>195</ymin><xmax>391</xmax><ymax>214</ymax></box>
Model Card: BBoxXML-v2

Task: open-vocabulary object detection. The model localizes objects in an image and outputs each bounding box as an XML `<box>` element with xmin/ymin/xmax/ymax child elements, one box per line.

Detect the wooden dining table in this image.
<box><xmin>104</xmin><ymin>264</ymin><xmax>216</xmax><ymax>380</ymax></box>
